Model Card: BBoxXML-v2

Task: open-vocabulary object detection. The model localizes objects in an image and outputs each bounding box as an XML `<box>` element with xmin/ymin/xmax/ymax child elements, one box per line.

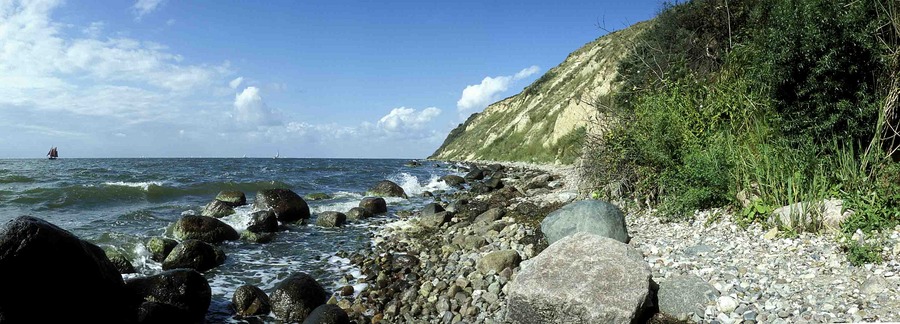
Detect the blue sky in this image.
<box><xmin>0</xmin><ymin>0</ymin><xmax>661</xmax><ymax>158</ymax></box>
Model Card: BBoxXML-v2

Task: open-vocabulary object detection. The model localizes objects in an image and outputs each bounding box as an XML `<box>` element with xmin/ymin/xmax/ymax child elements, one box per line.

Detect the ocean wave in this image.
<box><xmin>0</xmin><ymin>175</ymin><xmax>37</xmax><ymax>184</ymax></box>
<box><xmin>389</xmin><ymin>172</ymin><xmax>452</xmax><ymax>196</ymax></box>
<box><xmin>103</xmin><ymin>181</ymin><xmax>165</xmax><ymax>191</ymax></box>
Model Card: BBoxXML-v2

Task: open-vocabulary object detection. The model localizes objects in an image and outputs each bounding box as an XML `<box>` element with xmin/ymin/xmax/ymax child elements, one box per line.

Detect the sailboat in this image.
<box><xmin>273</xmin><ymin>150</ymin><xmax>280</xmax><ymax>159</ymax></box>
<box><xmin>47</xmin><ymin>147</ymin><xmax>58</xmax><ymax>160</ymax></box>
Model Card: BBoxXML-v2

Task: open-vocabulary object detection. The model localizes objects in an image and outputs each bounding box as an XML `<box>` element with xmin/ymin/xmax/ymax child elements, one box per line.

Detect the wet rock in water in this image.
<box><xmin>359</xmin><ymin>197</ymin><xmax>387</xmax><ymax>214</ymax></box>
<box><xmin>507</xmin><ymin>232</ymin><xmax>653</xmax><ymax>323</ymax></box>
<box><xmin>367</xmin><ymin>180</ymin><xmax>408</xmax><ymax>199</ymax></box>
<box><xmin>423</xmin><ymin>191</ymin><xmax>434</xmax><ymax>197</ymax></box>
<box><xmin>271</xmin><ymin>272</ymin><xmax>328</xmax><ymax>322</ymax></box>
<box><xmin>405</xmin><ymin>160</ymin><xmax>422</xmax><ymax>167</ymax></box>
<box><xmin>440</xmin><ymin>175</ymin><xmax>466</xmax><ymax>188</ymax></box>
<box><xmin>241</xmin><ymin>231</ymin><xmax>276</xmax><ymax>244</ymax></box>
<box><xmin>658</xmin><ymin>274</ymin><xmax>719</xmax><ymax>321</ymax></box>
<box><xmin>540</xmin><ymin>200</ymin><xmax>629</xmax><ymax>244</ymax></box>
<box><xmin>340</xmin><ymin>285</ymin><xmax>354</xmax><ymax>296</ymax></box>
<box><xmin>247</xmin><ymin>210</ymin><xmax>279</xmax><ymax>233</ymax></box>
<box><xmin>105</xmin><ymin>249</ymin><xmax>137</xmax><ymax>274</ymax></box>
<box><xmin>303</xmin><ymin>304</ymin><xmax>350</xmax><ymax>324</ymax></box>
<box><xmin>305</xmin><ymin>192</ymin><xmax>333</xmax><ymax>201</ymax></box>
<box><xmin>421</xmin><ymin>202</ymin><xmax>445</xmax><ymax>217</ymax></box>
<box><xmin>215</xmin><ymin>190</ymin><xmax>247</xmax><ymax>207</ymax></box>
<box><xmin>420</xmin><ymin>211</ymin><xmax>453</xmax><ymax>228</ymax></box>
<box><xmin>172</xmin><ymin>215</ymin><xmax>240</xmax><ymax>244</ymax></box>
<box><xmin>233</xmin><ymin>284</ymin><xmax>271</xmax><ymax>317</ymax></box>
<box><xmin>316</xmin><ymin>211</ymin><xmax>347</xmax><ymax>228</ymax></box>
<box><xmin>464</xmin><ymin>168</ymin><xmax>485</xmax><ymax>181</ymax></box>
<box><xmin>254</xmin><ymin>189</ymin><xmax>311</xmax><ymax>223</ymax></box>
<box><xmin>162</xmin><ymin>239</ymin><xmax>227</xmax><ymax>272</ymax></box>
<box><xmin>201</xmin><ymin>199</ymin><xmax>235</xmax><ymax>218</ymax></box>
<box><xmin>147</xmin><ymin>237</ymin><xmax>179</xmax><ymax>262</ymax></box>
<box><xmin>0</xmin><ymin>216</ymin><xmax>132</xmax><ymax>323</ymax></box>
<box><xmin>346</xmin><ymin>207</ymin><xmax>373</xmax><ymax>220</ymax></box>
<box><xmin>125</xmin><ymin>269</ymin><xmax>211</xmax><ymax>323</ymax></box>
<box><xmin>476</xmin><ymin>250</ymin><xmax>522</xmax><ymax>274</ymax></box>
<box><xmin>136</xmin><ymin>301</ymin><xmax>193</xmax><ymax>324</ymax></box>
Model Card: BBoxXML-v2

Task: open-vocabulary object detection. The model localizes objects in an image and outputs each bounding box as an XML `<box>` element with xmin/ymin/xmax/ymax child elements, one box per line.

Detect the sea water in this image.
<box><xmin>0</xmin><ymin>158</ymin><xmax>456</xmax><ymax>321</ymax></box>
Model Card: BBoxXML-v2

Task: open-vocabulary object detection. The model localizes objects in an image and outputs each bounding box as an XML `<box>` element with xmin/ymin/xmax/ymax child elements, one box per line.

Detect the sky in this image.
<box><xmin>0</xmin><ymin>0</ymin><xmax>662</xmax><ymax>158</ymax></box>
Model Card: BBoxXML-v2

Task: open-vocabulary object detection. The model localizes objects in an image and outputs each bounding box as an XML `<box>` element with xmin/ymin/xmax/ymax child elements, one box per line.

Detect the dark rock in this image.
<box><xmin>515</xmin><ymin>202</ymin><xmax>540</xmax><ymax>218</ymax></box>
<box><xmin>233</xmin><ymin>284</ymin><xmax>271</xmax><ymax>317</ymax></box>
<box><xmin>147</xmin><ymin>237</ymin><xmax>178</xmax><ymax>262</ymax></box>
<box><xmin>392</xmin><ymin>254</ymin><xmax>420</xmax><ymax>271</ymax></box>
<box><xmin>172</xmin><ymin>215</ymin><xmax>240</xmax><ymax>244</ymax></box>
<box><xmin>485</xmin><ymin>164</ymin><xmax>505</xmax><ymax>174</ymax></box>
<box><xmin>340</xmin><ymin>285</ymin><xmax>354</xmax><ymax>296</ymax></box>
<box><xmin>241</xmin><ymin>231</ymin><xmax>276</xmax><ymax>244</ymax></box>
<box><xmin>476</xmin><ymin>250</ymin><xmax>521</xmax><ymax>274</ymax></box>
<box><xmin>346</xmin><ymin>207</ymin><xmax>373</xmax><ymax>220</ymax></box>
<box><xmin>367</xmin><ymin>180</ymin><xmax>408</xmax><ymax>199</ymax></box>
<box><xmin>507</xmin><ymin>232</ymin><xmax>653</xmax><ymax>323</ymax></box>
<box><xmin>658</xmin><ymin>274</ymin><xmax>718</xmax><ymax>321</ymax></box>
<box><xmin>162</xmin><ymin>239</ymin><xmax>226</xmax><ymax>272</ymax></box>
<box><xmin>271</xmin><ymin>272</ymin><xmax>328</xmax><ymax>322</ymax></box>
<box><xmin>440</xmin><ymin>175</ymin><xmax>466</xmax><ymax>188</ymax></box>
<box><xmin>216</xmin><ymin>190</ymin><xmax>247</xmax><ymax>207</ymax></box>
<box><xmin>125</xmin><ymin>269</ymin><xmax>211</xmax><ymax>323</ymax></box>
<box><xmin>540</xmin><ymin>200</ymin><xmax>629</xmax><ymax>244</ymax></box>
<box><xmin>525</xmin><ymin>174</ymin><xmax>552</xmax><ymax>189</ymax></box>
<box><xmin>254</xmin><ymin>189</ymin><xmax>311</xmax><ymax>223</ymax></box>
<box><xmin>136</xmin><ymin>301</ymin><xmax>193</xmax><ymax>324</ymax></box>
<box><xmin>464</xmin><ymin>168</ymin><xmax>485</xmax><ymax>181</ymax></box>
<box><xmin>470</xmin><ymin>182</ymin><xmax>492</xmax><ymax>194</ymax></box>
<box><xmin>420</xmin><ymin>211</ymin><xmax>452</xmax><ymax>228</ymax></box>
<box><xmin>0</xmin><ymin>216</ymin><xmax>131</xmax><ymax>323</ymax></box>
<box><xmin>106</xmin><ymin>249</ymin><xmax>137</xmax><ymax>274</ymax></box>
<box><xmin>422</xmin><ymin>191</ymin><xmax>434</xmax><ymax>198</ymax></box>
<box><xmin>316</xmin><ymin>211</ymin><xmax>347</xmax><ymax>228</ymax></box>
<box><xmin>405</xmin><ymin>160</ymin><xmax>422</xmax><ymax>167</ymax></box>
<box><xmin>474</xmin><ymin>208</ymin><xmax>506</xmax><ymax>224</ymax></box>
<box><xmin>247</xmin><ymin>210</ymin><xmax>279</xmax><ymax>233</ymax></box>
<box><xmin>484</xmin><ymin>177</ymin><xmax>504</xmax><ymax>190</ymax></box>
<box><xmin>421</xmin><ymin>203</ymin><xmax>445</xmax><ymax>217</ymax></box>
<box><xmin>359</xmin><ymin>197</ymin><xmax>387</xmax><ymax>214</ymax></box>
<box><xmin>303</xmin><ymin>304</ymin><xmax>350</xmax><ymax>324</ymax></box>
<box><xmin>201</xmin><ymin>199</ymin><xmax>235</xmax><ymax>218</ymax></box>
<box><xmin>305</xmin><ymin>192</ymin><xmax>333</xmax><ymax>201</ymax></box>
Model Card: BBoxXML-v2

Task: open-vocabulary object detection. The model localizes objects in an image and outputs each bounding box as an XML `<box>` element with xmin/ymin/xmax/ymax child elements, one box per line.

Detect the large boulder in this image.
<box><xmin>421</xmin><ymin>203</ymin><xmax>445</xmax><ymax>217</ymax></box>
<box><xmin>366</xmin><ymin>180</ymin><xmax>408</xmax><ymax>199</ymax></box>
<box><xmin>440</xmin><ymin>175</ymin><xmax>466</xmax><ymax>188</ymax></box>
<box><xmin>507</xmin><ymin>232</ymin><xmax>653</xmax><ymax>323</ymax></box>
<box><xmin>769</xmin><ymin>198</ymin><xmax>847</xmax><ymax>232</ymax></box>
<box><xmin>216</xmin><ymin>190</ymin><xmax>247</xmax><ymax>207</ymax></box>
<box><xmin>474</xmin><ymin>208</ymin><xmax>506</xmax><ymax>224</ymax></box>
<box><xmin>254</xmin><ymin>189</ymin><xmax>311</xmax><ymax>223</ymax></box>
<box><xmin>476</xmin><ymin>250</ymin><xmax>522</xmax><ymax>274</ymax></box>
<box><xmin>147</xmin><ymin>237</ymin><xmax>178</xmax><ymax>262</ymax></box>
<box><xmin>464</xmin><ymin>168</ymin><xmax>485</xmax><ymax>181</ymax></box>
<box><xmin>346</xmin><ymin>207</ymin><xmax>373</xmax><ymax>221</ymax></box>
<box><xmin>232</xmin><ymin>284</ymin><xmax>271</xmax><ymax>317</ymax></box>
<box><xmin>247</xmin><ymin>210</ymin><xmax>279</xmax><ymax>233</ymax></box>
<box><xmin>0</xmin><ymin>216</ymin><xmax>131</xmax><ymax>323</ymax></box>
<box><xmin>125</xmin><ymin>269</ymin><xmax>212</xmax><ymax>323</ymax></box>
<box><xmin>540</xmin><ymin>200</ymin><xmax>629</xmax><ymax>245</ymax></box>
<box><xmin>315</xmin><ymin>212</ymin><xmax>347</xmax><ymax>228</ymax></box>
<box><xmin>162</xmin><ymin>239</ymin><xmax>227</xmax><ymax>272</ymax></box>
<box><xmin>303</xmin><ymin>304</ymin><xmax>350</xmax><ymax>324</ymax></box>
<box><xmin>359</xmin><ymin>197</ymin><xmax>387</xmax><ymax>214</ymax></box>
<box><xmin>657</xmin><ymin>274</ymin><xmax>719</xmax><ymax>321</ymax></box>
<box><xmin>271</xmin><ymin>272</ymin><xmax>328</xmax><ymax>322</ymax></box>
<box><xmin>173</xmin><ymin>215</ymin><xmax>240</xmax><ymax>244</ymax></box>
<box><xmin>200</xmin><ymin>199</ymin><xmax>235</xmax><ymax>218</ymax></box>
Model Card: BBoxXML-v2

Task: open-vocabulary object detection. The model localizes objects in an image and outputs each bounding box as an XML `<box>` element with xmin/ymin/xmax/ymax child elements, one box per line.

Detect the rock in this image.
<box><xmin>484</xmin><ymin>177</ymin><xmax>504</xmax><ymax>190</ymax></box>
<box><xmin>405</xmin><ymin>160</ymin><xmax>422</xmax><ymax>167</ymax></box>
<box><xmin>422</xmin><ymin>203</ymin><xmax>446</xmax><ymax>217</ymax></box>
<box><xmin>515</xmin><ymin>202</ymin><xmax>540</xmax><ymax>218</ymax></box>
<box><xmin>162</xmin><ymin>239</ymin><xmax>227</xmax><ymax>272</ymax></box>
<box><xmin>200</xmin><ymin>199</ymin><xmax>235</xmax><ymax>218</ymax></box>
<box><xmin>247</xmin><ymin>210</ymin><xmax>279</xmax><ymax>233</ymax></box>
<box><xmin>305</xmin><ymin>192</ymin><xmax>333</xmax><ymax>201</ymax></box>
<box><xmin>136</xmin><ymin>301</ymin><xmax>193</xmax><ymax>323</ymax></box>
<box><xmin>147</xmin><ymin>237</ymin><xmax>179</xmax><ymax>262</ymax></box>
<box><xmin>346</xmin><ymin>207</ymin><xmax>373</xmax><ymax>220</ymax></box>
<box><xmin>367</xmin><ymin>180</ymin><xmax>408</xmax><ymax>199</ymax></box>
<box><xmin>763</xmin><ymin>228</ymin><xmax>779</xmax><ymax>240</ymax></box>
<box><xmin>172</xmin><ymin>215</ymin><xmax>240</xmax><ymax>244</ymax></box>
<box><xmin>861</xmin><ymin>275</ymin><xmax>888</xmax><ymax>296</ymax></box>
<box><xmin>254</xmin><ymin>189</ymin><xmax>311</xmax><ymax>223</ymax></box>
<box><xmin>476</xmin><ymin>250</ymin><xmax>522</xmax><ymax>274</ymax></box>
<box><xmin>420</xmin><ymin>211</ymin><xmax>453</xmax><ymax>228</ymax></box>
<box><xmin>540</xmin><ymin>200</ymin><xmax>629</xmax><ymax>244</ymax></box>
<box><xmin>464</xmin><ymin>168</ymin><xmax>485</xmax><ymax>181</ymax></box>
<box><xmin>423</xmin><ymin>191</ymin><xmax>434</xmax><ymax>197</ymax></box>
<box><xmin>316</xmin><ymin>211</ymin><xmax>347</xmax><ymax>228</ymax></box>
<box><xmin>216</xmin><ymin>190</ymin><xmax>247</xmax><ymax>207</ymax></box>
<box><xmin>769</xmin><ymin>198</ymin><xmax>845</xmax><ymax>231</ymax></box>
<box><xmin>241</xmin><ymin>231</ymin><xmax>276</xmax><ymax>244</ymax></box>
<box><xmin>340</xmin><ymin>285</ymin><xmax>354</xmax><ymax>296</ymax></box>
<box><xmin>303</xmin><ymin>304</ymin><xmax>351</xmax><ymax>324</ymax></box>
<box><xmin>507</xmin><ymin>232</ymin><xmax>653</xmax><ymax>323</ymax></box>
<box><xmin>717</xmin><ymin>296</ymin><xmax>738</xmax><ymax>314</ymax></box>
<box><xmin>440</xmin><ymin>175</ymin><xmax>466</xmax><ymax>188</ymax></box>
<box><xmin>526</xmin><ymin>174</ymin><xmax>552</xmax><ymax>189</ymax></box>
<box><xmin>106</xmin><ymin>249</ymin><xmax>137</xmax><ymax>274</ymax></box>
<box><xmin>0</xmin><ymin>216</ymin><xmax>132</xmax><ymax>323</ymax></box>
<box><xmin>359</xmin><ymin>197</ymin><xmax>387</xmax><ymax>214</ymax></box>
<box><xmin>474</xmin><ymin>208</ymin><xmax>506</xmax><ymax>224</ymax></box>
<box><xmin>271</xmin><ymin>272</ymin><xmax>328</xmax><ymax>322</ymax></box>
<box><xmin>233</xmin><ymin>284</ymin><xmax>271</xmax><ymax>317</ymax></box>
<box><xmin>124</xmin><ymin>269</ymin><xmax>211</xmax><ymax>323</ymax></box>
<box><xmin>392</xmin><ymin>253</ymin><xmax>420</xmax><ymax>271</ymax></box>
<box><xmin>658</xmin><ymin>274</ymin><xmax>719</xmax><ymax>320</ymax></box>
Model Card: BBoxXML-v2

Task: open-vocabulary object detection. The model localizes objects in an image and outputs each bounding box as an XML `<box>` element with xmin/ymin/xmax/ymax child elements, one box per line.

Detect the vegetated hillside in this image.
<box><xmin>429</xmin><ymin>21</ymin><xmax>649</xmax><ymax>164</ymax></box>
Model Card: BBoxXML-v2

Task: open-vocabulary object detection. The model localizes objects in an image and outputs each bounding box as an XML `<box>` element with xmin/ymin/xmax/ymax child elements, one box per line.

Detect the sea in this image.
<box><xmin>0</xmin><ymin>158</ymin><xmax>458</xmax><ymax>322</ymax></box>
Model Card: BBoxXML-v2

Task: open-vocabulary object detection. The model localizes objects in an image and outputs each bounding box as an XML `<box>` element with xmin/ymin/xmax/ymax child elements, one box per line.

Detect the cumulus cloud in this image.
<box><xmin>456</xmin><ymin>65</ymin><xmax>540</xmax><ymax>114</ymax></box>
<box><xmin>229</xmin><ymin>77</ymin><xmax>244</xmax><ymax>89</ymax></box>
<box><xmin>377</xmin><ymin>107</ymin><xmax>441</xmax><ymax>132</ymax></box>
<box><xmin>133</xmin><ymin>0</ymin><xmax>165</xmax><ymax>20</ymax></box>
<box><xmin>233</xmin><ymin>86</ymin><xmax>279</xmax><ymax>126</ymax></box>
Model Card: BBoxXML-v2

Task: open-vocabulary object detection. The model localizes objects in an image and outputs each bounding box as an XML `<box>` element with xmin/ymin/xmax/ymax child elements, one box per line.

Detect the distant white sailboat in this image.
<box><xmin>274</xmin><ymin>150</ymin><xmax>280</xmax><ymax>159</ymax></box>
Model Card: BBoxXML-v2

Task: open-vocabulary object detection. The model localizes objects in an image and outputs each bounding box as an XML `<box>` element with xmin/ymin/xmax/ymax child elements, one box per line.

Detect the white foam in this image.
<box><xmin>389</xmin><ymin>173</ymin><xmax>451</xmax><ymax>196</ymax></box>
<box><xmin>219</xmin><ymin>205</ymin><xmax>255</xmax><ymax>232</ymax></box>
<box><xmin>311</xmin><ymin>201</ymin><xmax>363</xmax><ymax>214</ymax></box>
<box><xmin>131</xmin><ymin>242</ymin><xmax>161</xmax><ymax>273</ymax></box>
<box><xmin>333</xmin><ymin>191</ymin><xmax>363</xmax><ymax>199</ymax></box>
<box><xmin>103</xmin><ymin>181</ymin><xmax>164</xmax><ymax>191</ymax></box>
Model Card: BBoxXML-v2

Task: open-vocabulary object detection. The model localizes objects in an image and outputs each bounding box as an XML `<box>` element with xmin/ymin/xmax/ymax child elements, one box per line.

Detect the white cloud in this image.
<box><xmin>133</xmin><ymin>0</ymin><xmax>165</xmax><ymax>20</ymax></box>
<box><xmin>456</xmin><ymin>65</ymin><xmax>541</xmax><ymax>114</ymax></box>
<box><xmin>233</xmin><ymin>86</ymin><xmax>279</xmax><ymax>126</ymax></box>
<box><xmin>82</xmin><ymin>21</ymin><xmax>105</xmax><ymax>38</ymax></box>
<box><xmin>377</xmin><ymin>107</ymin><xmax>441</xmax><ymax>132</ymax></box>
<box><xmin>166</xmin><ymin>18</ymin><xmax>176</xmax><ymax>26</ymax></box>
<box><xmin>229</xmin><ymin>76</ymin><xmax>244</xmax><ymax>89</ymax></box>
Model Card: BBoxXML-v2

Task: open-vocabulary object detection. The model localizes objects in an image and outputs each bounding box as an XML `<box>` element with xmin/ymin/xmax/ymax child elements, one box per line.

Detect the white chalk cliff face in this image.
<box><xmin>431</xmin><ymin>21</ymin><xmax>649</xmax><ymax>164</ymax></box>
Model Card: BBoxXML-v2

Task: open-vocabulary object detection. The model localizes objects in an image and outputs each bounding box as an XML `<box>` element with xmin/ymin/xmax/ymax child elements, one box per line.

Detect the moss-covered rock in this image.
<box><xmin>254</xmin><ymin>189</ymin><xmax>311</xmax><ymax>223</ymax></box>
<box><xmin>172</xmin><ymin>215</ymin><xmax>240</xmax><ymax>244</ymax></box>
<box><xmin>215</xmin><ymin>190</ymin><xmax>247</xmax><ymax>207</ymax></box>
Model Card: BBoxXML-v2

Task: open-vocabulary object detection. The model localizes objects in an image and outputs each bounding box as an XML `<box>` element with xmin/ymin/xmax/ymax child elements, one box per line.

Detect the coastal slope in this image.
<box><xmin>429</xmin><ymin>21</ymin><xmax>648</xmax><ymax>164</ymax></box>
